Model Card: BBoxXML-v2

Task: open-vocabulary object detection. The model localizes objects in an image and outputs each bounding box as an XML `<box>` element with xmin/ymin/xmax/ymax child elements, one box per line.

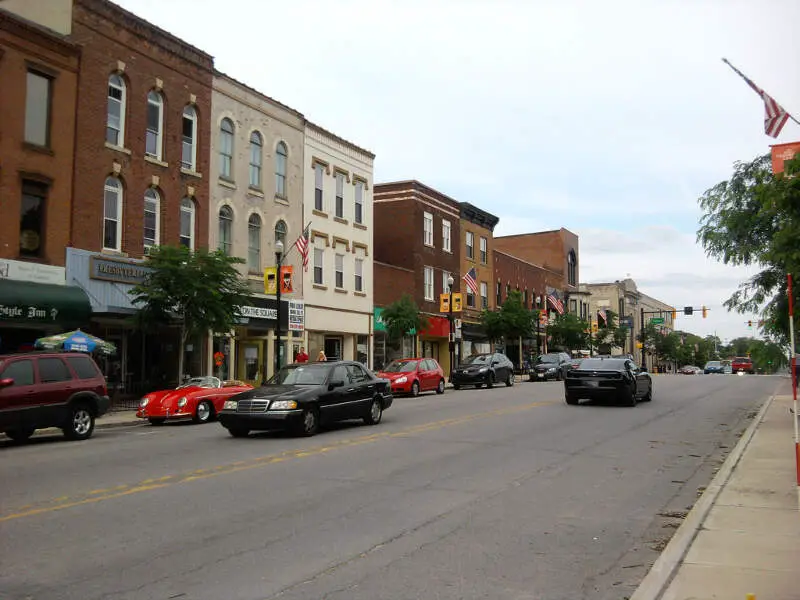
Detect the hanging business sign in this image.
<box><xmin>238</xmin><ymin>305</ymin><xmax>277</xmax><ymax>320</ymax></box>
<box><xmin>288</xmin><ymin>300</ymin><xmax>304</xmax><ymax>331</ymax></box>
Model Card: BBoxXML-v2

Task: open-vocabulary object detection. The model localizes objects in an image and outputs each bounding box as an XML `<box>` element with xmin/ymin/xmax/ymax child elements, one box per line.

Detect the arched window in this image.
<box><xmin>218</xmin><ymin>205</ymin><xmax>233</xmax><ymax>255</ymax></box>
<box><xmin>103</xmin><ymin>177</ymin><xmax>123</xmax><ymax>251</ymax></box>
<box><xmin>107</xmin><ymin>74</ymin><xmax>126</xmax><ymax>146</ymax></box>
<box><xmin>275</xmin><ymin>141</ymin><xmax>287</xmax><ymax>196</ymax></box>
<box><xmin>180</xmin><ymin>198</ymin><xmax>195</xmax><ymax>250</ymax></box>
<box><xmin>249</xmin><ymin>131</ymin><xmax>263</xmax><ymax>188</ymax></box>
<box><xmin>274</xmin><ymin>219</ymin><xmax>287</xmax><ymax>245</ymax></box>
<box><xmin>248</xmin><ymin>214</ymin><xmax>262</xmax><ymax>272</ymax></box>
<box><xmin>181</xmin><ymin>105</ymin><xmax>197</xmax><ymax>171</ymax></box>
<box><xmin>219</xmin><ymin>118</ymin><xmax>234</xmax><ymax>179</ymax></box>
<box><xmin>145</xmin><ymin>90</ymin><xmax>163</xmax><ymax>159</ymax></box>
<box><xmin>143</xmin><ymin>188</ymin><xmax>160</xmax><ymax>251</ymax></box>
<box><xmin>567</xmin><ymin>250</ymin><xmax>577</xmax><ymax>285</ymax></box>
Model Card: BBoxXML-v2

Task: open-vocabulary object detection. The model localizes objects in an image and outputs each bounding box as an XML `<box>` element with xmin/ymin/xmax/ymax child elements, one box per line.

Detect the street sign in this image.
<box><xmin>620</xmin><ymin>316</ymin><xmax>633</xmax><ymax>328</ymax></box>
<box><xmin>650</xmin><ymin>317</ymin><xmax>665</xmax><ymax>325</ymax></box>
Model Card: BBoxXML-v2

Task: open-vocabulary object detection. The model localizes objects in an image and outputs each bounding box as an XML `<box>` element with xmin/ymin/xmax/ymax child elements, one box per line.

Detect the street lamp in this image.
<box><xmin>274</xmin><ymin>239</ymin><xmax>284</xmax><ymax>380</ymax></box>
<box><xmin>447</xmin><ymin>274</ymin><xmax>455</xmax><ymax>381</ymax></box>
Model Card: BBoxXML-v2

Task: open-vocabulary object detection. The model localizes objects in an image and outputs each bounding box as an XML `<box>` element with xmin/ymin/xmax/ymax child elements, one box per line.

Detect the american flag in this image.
<box><xmin>294</xmin><ymin>223</ymin><xmax>311</xmax><ymax>271</ymax></box>
<box><xmin>598</xmin><ymin>309</ymin><xmax>607</xmax><ymax>324</ymax></box>
<box><xmin>547</xmin><ymin>290</ymin><xmax>564</xmax><ymax>315</ymax></box>
<box><xmin>462</xmin><ymin>267</ymin><xmax>478</xmax><ymax>295</ymax></box>
<box><xmin>723</xmin><ymin>58</ymin><xmax>794</xmax><ymax>138</ymax></box>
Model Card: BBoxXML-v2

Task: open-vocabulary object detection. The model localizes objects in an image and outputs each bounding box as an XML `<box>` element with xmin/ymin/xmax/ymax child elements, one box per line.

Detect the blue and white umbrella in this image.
<box><xmin>35</xmin><ymin>329</ymin><xmax>117</xmax><ymax>355</ymax></box>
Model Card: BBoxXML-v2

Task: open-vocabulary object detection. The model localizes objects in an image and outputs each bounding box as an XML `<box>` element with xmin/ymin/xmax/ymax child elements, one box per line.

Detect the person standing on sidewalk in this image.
<box><xmin>294</xmin><ymin>347</ymin><xmax>309</xmax><ymax>363</ymax></box>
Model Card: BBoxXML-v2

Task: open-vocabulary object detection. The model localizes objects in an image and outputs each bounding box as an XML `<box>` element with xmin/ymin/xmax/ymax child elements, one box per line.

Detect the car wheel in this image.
<box><xmin>505</xmin><ymin>372</ymin><xmax>514</xmax><ymax>387</ymax></box>
<box><xmin>642</xmin><ymin>384</ymin><xmax>653</xmax><ymax>402</ymax></box>
<box><xmin>565</xmin><ymin>393</ymin><xmax>579</xmax><ymax>405</ymax></box>
<box><xmin>410</xmin><ymin>381</ymin><xmax>420</xmax><ymax>397</ymax></box>
<box><xmin>485</xmin><ymin>373</ymin><xmax>495</xmax><ymax>389</ymax></box>
<box><xmin>63</xmin><ymin>403</ymin><xmax>95</xmax><ymax>441</ymax></box>
<box><xmin>436</xmin><ymin>379</ymin><xmax>445</xmax><ymax>394</ymax></box>
<box><xmin>294</xmin><ymin>406</ymin><xmax>319</xmax><ymax>437</ymax></box>
<box><xmin>193</xmin><ymin>400</ymin><xmax>213</xmax><ymax>424</ymax></box>
<box><xmin>623</xmin><ymin>385</ymin><xmax>637</xmax><ymax>407</ymax></box>
<box><xmin>149</xmin><ymin>418</ymin><xmax>166</xmax><ymax>426</ymax></box>
<box><xmin>5</xmin><ymin>428</ymin><xmax>35</xmax><ymax>443</ymax></box>
<box><xmin>227</xmin><ymin>426</ymin><xmax>250</xmax><ymax>438</ymax></box>
<box><xmin>363</xmin><ymin>398</ymin><xmax>383</xmax><ymax>425</ymax></box>
<box><xmin>452</xmin><ymin>384</ymin><xmax>461</xmax><ymax>390</ymax></box>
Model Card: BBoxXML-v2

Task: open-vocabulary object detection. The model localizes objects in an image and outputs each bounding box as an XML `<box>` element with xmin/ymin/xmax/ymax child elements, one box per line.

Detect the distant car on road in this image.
<box><xmin>218</xmin><ymin>361</ymin><xmax>393</xmax><ymax>437</ymax></box>
<box><xmin>564</xmin><ymin>357</ymin><xmax>652</xmax><ymax>407</ymax></box>
<box><xmin>678</xmin><ymin>365</ymin><xmax>703</xmax><ymax>375</ymax></box>
<box><xmin>731</xmin><ymin>356</ymin><xmax>754</xmax><ymax>374</ymax></box>
<box><xmin>376</xmin><ymin>358</ymin><xmax>445</xmax><ymax>396</ymax></box>
<box><xmin>704</xmin><ymin>361</ymin><xmax>725</xmax><ymax>374</ymax></box>
<box><xmin>137</xmin><ymin>376</ymin><xmax>253</xmax><ymax>425</ymax></box>
<box><xmin>451</xmin><ymin>353</ymin><xmax>514</xmax><ymax>389</ymax></box>
<box><xmin>530</xmin><ymin>352</ymin><xmax>572</xmax><ymax>381</ymax></box>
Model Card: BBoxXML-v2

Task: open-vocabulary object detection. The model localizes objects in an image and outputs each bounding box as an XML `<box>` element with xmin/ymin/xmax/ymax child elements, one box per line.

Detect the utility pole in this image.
<box><xmin>640</xmin><ymin>306</ymin><xmax>646</xmax><ymax>370</ymax></box>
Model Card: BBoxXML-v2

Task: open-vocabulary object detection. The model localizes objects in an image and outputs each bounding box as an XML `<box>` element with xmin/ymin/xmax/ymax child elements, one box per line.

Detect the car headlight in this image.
<box><xmin>270</xmin><ymin>400</ymin><xmax>298</xmax><ymax>410</ymax></box>
<box><xmin>223</xmin><ymin>400</ymin><xmax>238</xmax><ymax>410</ymax></box>
<box><xmin>177</xmin><ymin>397</ymin><xmax>188</xmax><ymax>408</ymax></box>
<box><xmin>547</xmin><ymin>367</ymin><xmax>556</xmax><ymax>372</ymax></box>
<box><xmin>395</xmin><ymin>376</ymin><xmax>408</xmax><ymax>384</ymax></box>
<box><xmin>139</xmin><ymin>396</ymin><xmax>150</xmax><ymax>408</ymax></box>
<box><xmin>478</xmin><ymin>367</ymin><xmax>488</xmax><ymax>373</ymax></box>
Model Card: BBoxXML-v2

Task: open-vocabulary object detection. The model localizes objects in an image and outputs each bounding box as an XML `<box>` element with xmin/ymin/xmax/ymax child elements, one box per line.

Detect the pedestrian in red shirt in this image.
<box><xmin>295</xmin><ymin>346</ymin><xmax>309</xmax><ymax>363</ymax></box>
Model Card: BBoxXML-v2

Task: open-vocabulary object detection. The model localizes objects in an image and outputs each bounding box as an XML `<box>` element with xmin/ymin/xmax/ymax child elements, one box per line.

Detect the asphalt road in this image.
<box><xmin>0</xmin><ymin>374</ymin><xmax>783</xmax><ymax>600</ymax></box>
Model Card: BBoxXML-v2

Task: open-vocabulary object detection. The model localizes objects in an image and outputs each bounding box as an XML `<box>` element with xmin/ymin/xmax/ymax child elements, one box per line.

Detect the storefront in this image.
<box><xmin>460</xmin><ymin>321</ymin><xmax>491</xmax><ymax>358</ymax></box>
<box><xmin>372</xmin><ymin>306</ymin><xmax>413</xmax><ymax>371</ymax></box>
<box><xmin>418</xmin><ymin>314</ymin><xmax>451</xmax><ymax>373</ymax></box>
<box><xmin>0</xmin><ymin>258</ymin><xmax>92</xmax><ymax>354</ymax></box>
<box><xmin>305</xmin><ymin>305</ymin><xmax>371</xmax><ymax>368</ymax></box>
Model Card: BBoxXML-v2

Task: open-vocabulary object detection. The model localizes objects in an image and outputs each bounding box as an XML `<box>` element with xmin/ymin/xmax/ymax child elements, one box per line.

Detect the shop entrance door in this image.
<box><xmin>239</xmin><ymin>342</ymin><xmax>263</xmax><ymax>386</ymax></box>
<box><xmin>324</xmin><ymin>337</ymin><xmax>342</xmax><ymax>362</ymax></box>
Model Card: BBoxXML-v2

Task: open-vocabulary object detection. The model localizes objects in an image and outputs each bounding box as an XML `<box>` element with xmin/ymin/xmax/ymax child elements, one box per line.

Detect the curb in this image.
<box><xmin>96</xmin><ymin>417</ymin><xmax>142</xmax><ymax>430</ymax></box>
<box><xmin>629</xmin><ymin>393</ymin><xmax>775</xmax><ymax>600</ymax></box>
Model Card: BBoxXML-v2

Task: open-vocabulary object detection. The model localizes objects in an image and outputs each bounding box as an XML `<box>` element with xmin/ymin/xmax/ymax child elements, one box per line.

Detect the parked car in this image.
<box><xmin>376</xmin><ymin>358</ymin><xmax>445</xmax><ymax>396</ymax></box>
<box><xmin>137</xmin><ymin>376</ymin><xmax>253</xmax><ymax>425</ymax></box>
<box><xmin>704</xmin><ymin>360</ymin><xmax>725</xmax><ymax>374</ymax></box>
<box><xmin>530</xmin><ymin>352</ymin><xmax>572</xmax><ymax>381</ymax></box>
<box><xmin>217</xmin><ymin>361</ymin><xmax>393</xmax><ymax>437</ymax></box>
<box><xmin>450</xmin><ymin>353</ymin><xmax>515</xmax><ymax>389</ymax></box>
<box><xmin>0</xmin><ymin>351</ymin><xmax>110</xmax><ymax>442</ymax></box>
<box><xmin>678</xmin><ymin>365</ymin><xmax>703</xmax><ymax>375</ymax></box>
<box><xmin>731</xmin><ymin>356</ymin><xmax>754</xmax><ymax>374</ymax></box>
<box><xmin>564</xmin><ymin>357</ymin><xmax>652</xmax><ymax>406</ymax></box>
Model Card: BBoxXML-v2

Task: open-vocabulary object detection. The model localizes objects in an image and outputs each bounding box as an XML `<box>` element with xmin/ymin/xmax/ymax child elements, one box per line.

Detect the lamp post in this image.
<box><xmin>274</xmin><ymin>239</ymin><xmax>284</xmax><ymax>379</ymax></box>
<box><xmin>447</xmin><ymin>275</ymin><xmax>455</xmax><ymax>381</ymax></box>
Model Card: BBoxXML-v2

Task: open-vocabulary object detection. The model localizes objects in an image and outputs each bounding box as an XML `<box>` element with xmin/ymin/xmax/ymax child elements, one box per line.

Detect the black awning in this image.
<box><xmin>0</xmin><ymin>279</ymin><xmax>92</xmax><ymax>326</ymax></box>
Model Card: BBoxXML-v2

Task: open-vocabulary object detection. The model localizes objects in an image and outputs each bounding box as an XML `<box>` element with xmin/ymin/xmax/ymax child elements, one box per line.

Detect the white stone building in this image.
<box><xmin>303</xmin><ymin>122</ymin><xmax>375</xmax><ymax>365</ymax></box>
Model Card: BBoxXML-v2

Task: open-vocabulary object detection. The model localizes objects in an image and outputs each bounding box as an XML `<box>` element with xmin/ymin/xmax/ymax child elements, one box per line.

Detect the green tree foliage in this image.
<box><xmin>594</xmin><ymin>310</ymin><xmax>629</xmax><ymax>353</ymax></box>
<box><xmin>546</xmin><ymin>313</ymin><xmax>589</xmax><ymax>351</ymax></box>
<box><xmin>130</xmin><ymin>245</ymin><xmax>252</xmax><ymax>384</ymax></box>
<box><xmin>480</xmin><ymin>290</ymin><xmax>536</xmax><ymax>343</ymax></box>
<box><xmin>719</xmin><ymin>337</ymin><xmax>788</xmax><ymax>373</ymax></box>
<box><xmin>672</xmin><ymin>331</ymin><xmax>719</xmax><ymax>367</ymax></box>
<box><xmin>697</xmin><ymin>154</ymin><xmax>800</xmax><ymax>344</ymax></box>
<box><xmin>380</xmin><ymin>294</ymin><xmax>429</xmax><ymax>342</ymax></box>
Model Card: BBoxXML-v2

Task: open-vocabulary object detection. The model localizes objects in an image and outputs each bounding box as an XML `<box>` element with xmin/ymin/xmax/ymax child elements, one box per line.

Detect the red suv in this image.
<box><xmin>731</xmin><ymin>356</ymin><xmax>754</xmax><ymax>374</ymax></box>
<box><xmin>0</xmin><ymin>352</ymin><xmax>110</xmax><ymax>442</ymax></box>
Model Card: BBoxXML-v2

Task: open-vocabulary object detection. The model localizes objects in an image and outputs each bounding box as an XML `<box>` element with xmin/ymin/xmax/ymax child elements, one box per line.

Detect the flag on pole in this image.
<box><xmin>294</xmin><ymin>223</ymin><xmax>311</xmax><ymax>271</ymax></box>
<box><xmin>462</xmin><ymin>267</ymin><xmax>478</xmax><ymax>295</ymax></box>
<box><xmin>547</xmin><ymin>290</ymin><xmax>564</xmax><ymax>315</ymax></box>
<box><xmin>598</xmin><ymin>309</ymin><xmax>607</xmax><ymax>324</ymax></box>
<box><xmin>722</xmin><ymin>58</ymin><xmax>796</xmax><ymax>138</ymax></box>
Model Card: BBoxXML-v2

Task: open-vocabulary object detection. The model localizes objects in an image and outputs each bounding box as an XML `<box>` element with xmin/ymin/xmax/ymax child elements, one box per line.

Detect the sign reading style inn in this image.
<box><xmin>89</xmin><ymin>256</ymin><xmax>151</xmax><ymax>285</ymax></box>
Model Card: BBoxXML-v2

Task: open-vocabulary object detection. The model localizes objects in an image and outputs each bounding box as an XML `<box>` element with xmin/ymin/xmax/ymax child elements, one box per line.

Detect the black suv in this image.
<box><xmin>530</xmin><ymin>352</ymin><xmax>572</xmax><ymax>381</ymax></box>
<box><xmin>451</xmin><ymin>353</ymin><xmax>515</xmax><ymax>389</ymax></box>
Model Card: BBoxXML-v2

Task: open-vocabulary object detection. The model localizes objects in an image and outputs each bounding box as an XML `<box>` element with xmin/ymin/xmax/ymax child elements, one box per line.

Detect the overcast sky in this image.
<box><xmin>115</xmin><ymin>0</ymin><xmax>800</xmax><ymax>343</ymax></box>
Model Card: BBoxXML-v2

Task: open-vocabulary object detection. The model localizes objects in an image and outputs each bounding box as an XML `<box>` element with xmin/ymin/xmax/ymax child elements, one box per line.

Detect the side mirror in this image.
<box><xmin>0</xmin><ymin>378</ymin><xmax>13</xmax><ymax>388</ymax></box>
<box><xmin>639</xmin><ymin>367</ymin><xmax>648</xmax><ymax>373</ymax></box>
<box><xmin>328</xmin><ymin>379</ymin><xmax>345</xmax><ymax>390</ymax></box>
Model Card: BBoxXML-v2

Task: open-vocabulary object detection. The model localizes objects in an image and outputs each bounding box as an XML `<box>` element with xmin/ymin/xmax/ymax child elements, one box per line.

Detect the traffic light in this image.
<box><xmin>702</xmin><ymin>306</ymin><xmax>707</xmax><ymax>318</ymax></box>
<box><xmin>747</xmin><ymin>320</ymin><xmax>752</xmax><ymax>328</ymax></box>
<box><xmin>684</xmin><ymin>306</ymin><xmax>693</xmax><ymax>315</ymax></box>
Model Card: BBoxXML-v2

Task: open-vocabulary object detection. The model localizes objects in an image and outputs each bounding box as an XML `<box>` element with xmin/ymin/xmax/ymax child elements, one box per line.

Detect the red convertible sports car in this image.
<box><xmin>137</xmin><ymin>376</ymin><xmax>253</xmax><ymax>425</ymax></box>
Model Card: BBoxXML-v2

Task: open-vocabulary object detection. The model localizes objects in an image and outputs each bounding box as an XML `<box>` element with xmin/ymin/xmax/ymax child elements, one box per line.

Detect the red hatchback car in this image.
<box><xmin>377</xmin><ymin>358</ymin><xmax>446</xmax><ymax>396</ymax></box>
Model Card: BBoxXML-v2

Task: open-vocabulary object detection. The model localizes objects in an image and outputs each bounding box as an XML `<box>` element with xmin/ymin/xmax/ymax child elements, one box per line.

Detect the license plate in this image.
<box><xmin>537</xmin><ymin>373</ymin><xmax>544</xmax><ymax>378</ymax></box>
<box><xmin>585</xmin><ymin>380</ymin><xmax>599</xmax><ymax>387</ymax></box>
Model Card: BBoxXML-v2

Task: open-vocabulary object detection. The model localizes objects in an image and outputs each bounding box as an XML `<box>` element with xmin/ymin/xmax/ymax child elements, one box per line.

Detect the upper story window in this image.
<box><xmin>567</xmin><ymin>250</ymin><xmax>577</xmax><ymax>285</ymax></box>
<box><xmin>145</xmin><ymin>91</ymin><xmax>164</xmax><ymax>160</ymax></box>
<box><xmin>249</xmin><ymin>131</ymin><xmax>263</xmax><ymax>189</ymax></box>
<box><xmin>180</xmin><ymin>198</ymin><xmax>195</xmax><ymax>250</ymax></box>
<box><xmin>106</xmin><ymin>74</ymin><xmax>126</xmax><ymax>147</ymax></box>
<box><xmin>480</xmin><ymin>282</ymin><xmax>488</xmax><ymax>309</ymax></box>
<box><xmin>248</xmin><ymin>214</ymin><xmax>262</xmax><ymax>272</ymax></box>
<box><xmin>143</xmin><ymin>188</ymin><xmax>160</xmax><ymax>251</ymax></box>
<box><xmin>20</xmin><ymin>180</ymin><xmax>47</xmax><ymax>259</ymax></box>
<box><xmin>496</xmin><ymin>281</ymin><xmax>502</xmax><ymax>307</ymax></box>
<box><xmin>466</xmin><ymin>287</ymin><xmax>475</xmax><ymax>308</ymax></box>
<box><xmin>275</xmin><ymin>141</ymin><xmax>288</xmax><ymax>197</ymax></box>
<box><xmin>423</xmin><ymin>266</ymin><xmax>434</xmax><ymax>301</ymax></box>
<box><xmin>480</xmin><ymin>236</ymin><xmax>487</xmax><ymax>264</ymax></box>
<box><xmin>335</xmin><ymin>253</ymin><xmax>344</xmax><ymax>289</ymax></box>
<box><xmin>181</xmin><ymin>105</ymin><xmax>197</xmax><ymax>171</ymax></box>
<box><xmin>355</xmin><ymin>258</ymin><xmax>364</xmax><ymax>292</ymax></box>
<box><xmin>274</xmin><ymin>220</ymin><xmax>287</xmax><ymax>246</ymax></box>
<box><xmin>219</xmin><ymin>118</ymin><xmax>234</xmax><ymax>180</ymax></box>
<box><xmin>523</xmin><ymin>288</ymin><xmax>529</xmax><ymax>307</ymax></box>
<box><xmin>103</xmin><ymin>177</ymin><xmax>123</xmax><ymax>251</ymax></box>
<box><xmin>25</xmin><ymin>70</ymin><xmax>52</xmax><ymax>147</ymax></box>
<box><xmin>442</xmin><ymin>220</ymin><xmax>451</xmax><ymax>252</ymax></box>
<box><xmin>314</xmin><ymin>164</ymin><xmax>324</xmax><ymax>211</ymax></box>
<box><xmin>423</xmin><ymin>211</ymin><xmax>434</xmax><ymax>246</ymax></box>
<box><xmin>354</xmin><ymin>181</ymin><xmax>364</xmax><ymax>224</ymax></box>
<box><xmin>218</xmin><ymin>205</ymin><xmax>233</xmax><ymax>255</ymax></box>
<box><xmin>335</xmin><ymin>173</ymin><xmax>345</xmax><ymax>218</ymax></box>
<box><xmin>313</xmin><ymin>247</ymin><xmax>324</xmax><ymax>285</ymax></box>
<box><xmin>442</xmin><ymin>270</ymin><xmax>452</xmax><ymax>294</ymax></box>
<box><xmin>465</xmin><ymin>231</ymin><xmax>474</xmax><ymax>259</ymax></box>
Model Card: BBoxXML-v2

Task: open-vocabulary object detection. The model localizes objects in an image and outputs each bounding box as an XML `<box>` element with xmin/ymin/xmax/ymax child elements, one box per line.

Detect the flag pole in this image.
<box><xmin>789</xmin><ymin>274</ymin><xmax>800</xmax><ymax>510</ymax></box>
<box><xmin>721</xmin><ymin>58</ymin><xmax>800</xmax><ymax>127</ymax></box>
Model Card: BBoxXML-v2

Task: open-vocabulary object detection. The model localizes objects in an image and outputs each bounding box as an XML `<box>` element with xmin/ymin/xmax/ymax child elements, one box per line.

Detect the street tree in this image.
<box><xmin>697</xmin><ymin>153</ymin><xmax>800</xmax><ymax>344</ymax></box>
<box><xmin>481</xmin><ymin>291</ymin><xmax>536</xmax><ymax>366</ymax></box>
<box><xmin>130</xmin><ymin>245</ymin><xmax>252</xmax><ymax>385</ymax></box>
<box><xmin>380</xmin><ymin>294</ymin><xmax>429</xmax><ymax>344</ymax></box>
<box><xmin>595</xmin><ymin>309</ymin><xmax>629</xmax><ymax>354</ymax></box>
<box><xmin>546</xmin><ymin>313</ymin><xmax>589</xmax><ymax>351</ymax></box>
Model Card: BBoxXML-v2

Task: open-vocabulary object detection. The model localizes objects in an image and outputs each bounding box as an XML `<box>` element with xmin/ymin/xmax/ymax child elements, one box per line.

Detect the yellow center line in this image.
<box><xmin>1</xmin><ymin>399</ymin><xmax>556</xmax><ymax>523</ymax></box>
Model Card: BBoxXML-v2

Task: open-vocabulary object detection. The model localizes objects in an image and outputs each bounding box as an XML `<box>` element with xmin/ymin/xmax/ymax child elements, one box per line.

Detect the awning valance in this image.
<box><xmin>0</xmin><ymin>279</ymin><xmax>92</xmax><ymax>326</ymax></box>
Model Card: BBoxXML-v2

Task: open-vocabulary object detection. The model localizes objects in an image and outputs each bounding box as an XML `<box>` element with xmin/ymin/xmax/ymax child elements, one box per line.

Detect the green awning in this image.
<box><xmin>0</xmin><ymin>279</ymin><xmax>92</xmax><ymax>326</ymax></box>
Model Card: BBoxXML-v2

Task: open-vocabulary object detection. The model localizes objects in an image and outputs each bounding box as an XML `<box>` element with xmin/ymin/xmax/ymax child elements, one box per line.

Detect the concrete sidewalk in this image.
<box><xmin>96</xmin><ymin>409</ymin><xmax>141</xmax><ymax>428</ymax></box>
<box><xmin>632</xmin><ymin>393</ymin><xmax>800</xmax><ymax>600</ymax></box>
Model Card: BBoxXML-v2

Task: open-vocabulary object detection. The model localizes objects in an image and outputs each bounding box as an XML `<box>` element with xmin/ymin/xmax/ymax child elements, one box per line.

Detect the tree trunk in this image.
<box><xmin>177</xmin><ymin>321</ymin><xmax>187</xmax><ymax>387</ymax></box>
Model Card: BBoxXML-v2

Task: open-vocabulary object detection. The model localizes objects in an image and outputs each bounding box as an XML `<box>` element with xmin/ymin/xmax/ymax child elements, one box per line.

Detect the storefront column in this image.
<box><xmin>343</xmin><ymin>335</ymin><xmax>355</xmax><ymax>361</ymax></box>
<box><xmin>265</xmin><ymin>330</ymin><xmax>275</xmax><ymax>381</ymax></box>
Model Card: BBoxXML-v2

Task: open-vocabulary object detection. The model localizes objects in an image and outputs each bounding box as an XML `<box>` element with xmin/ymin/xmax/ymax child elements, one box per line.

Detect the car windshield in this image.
<box><xmin>178</xmin><ymin>376</ymin><xmax>221</xmax><ymax>389</ymax></box>
<box><xmin>382</xmin><ymin>360</ymin><xmax>419</xmax><ymax>373</ymax></box>
<box><xmin>578</xmin><ymin>358</ymin><xmax>627</xmax><ymax>370</ymax></box>
<box><xmin>462</xmin><ymin>354</ymin><xmax>491</xmax><ymax>365</ymax></box>
<box><xmin>536</xmin><ymin>354</ymin><xmax>559</xmax><ymax>364</ymax></box>
<box><xmin>706</xmin><ymin>361</ymin><xmax>721</xmax><ymax>367</ymax></box>
<box><xmin>270</xmin><ymin>364</ymin><xmax>330</xmax><ymax>385</ymax></box>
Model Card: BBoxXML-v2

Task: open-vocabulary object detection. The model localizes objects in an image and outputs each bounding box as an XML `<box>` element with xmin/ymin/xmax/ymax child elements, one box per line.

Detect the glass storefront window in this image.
<box><xmin>357</xmin><ymin>335</ymin><xmax>369</xmax><ymax>366</ymax></box>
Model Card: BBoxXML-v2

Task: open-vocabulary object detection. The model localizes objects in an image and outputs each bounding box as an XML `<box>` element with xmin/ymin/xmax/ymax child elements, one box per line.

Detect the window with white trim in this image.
<box><xmin>103</xmin><ymin>177</ymin><xmax>122</xmax><ymax>251</ymax></box>
<box><xmin>145</xmin><ymin>91</ymin><xmax>163</xmax><ymax>159</ymax></box>
<box><xmin>275</xmin><ymin>141</ymin><xmax>287</xmax><ymax>196</ymax></box>
<box><xmin>249</xmin><ymin>131</ymin><xmax>262</xmax><ymax>188</ymax></box>
<box><xmin>354</xmin><ymin>181</ymin><xmax>364</xmax><ymax>224</ymax></box>
<box><xmin>219</xmin><ymin>118</ymin><xmax>234</xmax><ymax>179</ymax></box>
<box><xmin>424</xmin><ymin>266</ymin><xmax>434</xmax><ymax>301</ymax></box>
<box><xmin>335</xmin><ymin>253</ymin><xmax>344</xmax><ymax>289</ymax></box>
<box><xmin>314</xmin><ymin>164</ymin><xmax>324</xmax><ymax>211</ymax></box>
<box><xmin>467</xmin><ymin>288</ymin><xmax>475</xmax><ymax>308</ymax></box>
<box><xmin>355</xmin><ymin>258</ymin><xmax>363</xmax><ymax>292</ymax></box>
<box><xmin>423</xmin><ymin>211</ymin><xmax>433</xmax><ymax>246</ymax></box>
<box><xmin>442</xmin><ymin>271</ymin><xmax>452</xmax><ymax>295</ymax></box>
<box><xmin>480</xmin><ymin>282</ymin><xmax>488</xmax><ymax>309</ymax></box>
<box><xmin>313</xmin><ymin>248</ymin><xmax>324</xmax><ymax>285</ymax></box>
<box><xmin>218</xmin><ymin>206</ymin><xmax>233</xmax><ymax>255</ymax></box>
<box><xmin>181</xmin><ymin>105</ymin><xmax>197</xmax><ymax>170</ymax></box>
<box><xmin>480</xmin><ymin>236</ymin><xmax>487</xmax><ymax>264</ymax></box>
<box><xmin>442</xmin><ymin>219</ymin><xmax>451</xmax><ymax>252</ymax></box>
<box><xmin>248</xmin><ymin>214</ymin><xmax>262</xmax><ymax>272</ymax></box>
<box><xmin>465</xmin><ymin>231</ymin><xmax>474</xmax><ymax>259</ymax></box>
<box><xmin>143</xmin><ymin>188</ymin><xmax>160</xmax><ymax>251</ymax></box>
<box><xmin>335</xmin><ymin>173</ymin><xmax>345</xmax><ymax>218</ymax></box>
<box><xmin>107</xmin><ymin>74</ymin><xmax>126</xmax><ymax>146</ymax></box>
<box><xmin>180</xmin><ymin>198</ymin><xmax>195</xmax><ymax>250</ymax></box>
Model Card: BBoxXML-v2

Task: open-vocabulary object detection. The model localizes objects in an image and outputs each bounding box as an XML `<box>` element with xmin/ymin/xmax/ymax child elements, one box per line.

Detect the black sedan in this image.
<box><xmin>564</xmin><ymin>357</ymin><xmax>652</xmax><ymax>407</ymax></box>
<box><xmin>217</xmin><ymin>361</ymin><xmax>393</xmax><ymax>437</ymax></box>
<box><xmin>530</xmin><ymin>352</ymin><xmax>572</xmax><ymax>381</ymax></box>
<box><xmin>451</xmin><ymin>353</ymin><xmax>515</xmax><ymax>389</ymax></box>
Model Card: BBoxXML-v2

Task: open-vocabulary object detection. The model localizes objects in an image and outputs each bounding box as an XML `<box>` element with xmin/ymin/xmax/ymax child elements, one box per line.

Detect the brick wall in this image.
<box><xmin>494</xmin><ymin>228</ymin><xmax>580</xmax><ymax>292</ymax></box>
<box><xmin>493</xmin><ymin>251</ymin><xmax>564</xmax><ymax>310</ymax></box>
<box><xmin>373</xmin><ymin>261</ymin><xmax>415</xmax><ymax>307</ymax></box>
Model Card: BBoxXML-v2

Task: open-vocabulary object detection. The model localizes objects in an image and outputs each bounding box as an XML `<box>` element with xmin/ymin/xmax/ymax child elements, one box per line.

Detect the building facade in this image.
<box><xmin>303</xmin><ymin>122</ymin><xmax>374</xmax><ymax>366</ymax></box>
<box><xmin>208</xmin><ymin>73</ymin><xmax>305</xmax><ymax>384</ymax></box>
<box><xmin>0</xmin><ymin>7</ymin><xmax>90</xmax><ymax>354</ymax></box>
<box><xmin>459</xmin><ymin>203</ymin><xmax>499</xmax><ymax>356</ymax></box>
<box><xmin>373</xmin><ymin>181</ymin><xmax>462</xmax><ymax>373</ymax></box>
